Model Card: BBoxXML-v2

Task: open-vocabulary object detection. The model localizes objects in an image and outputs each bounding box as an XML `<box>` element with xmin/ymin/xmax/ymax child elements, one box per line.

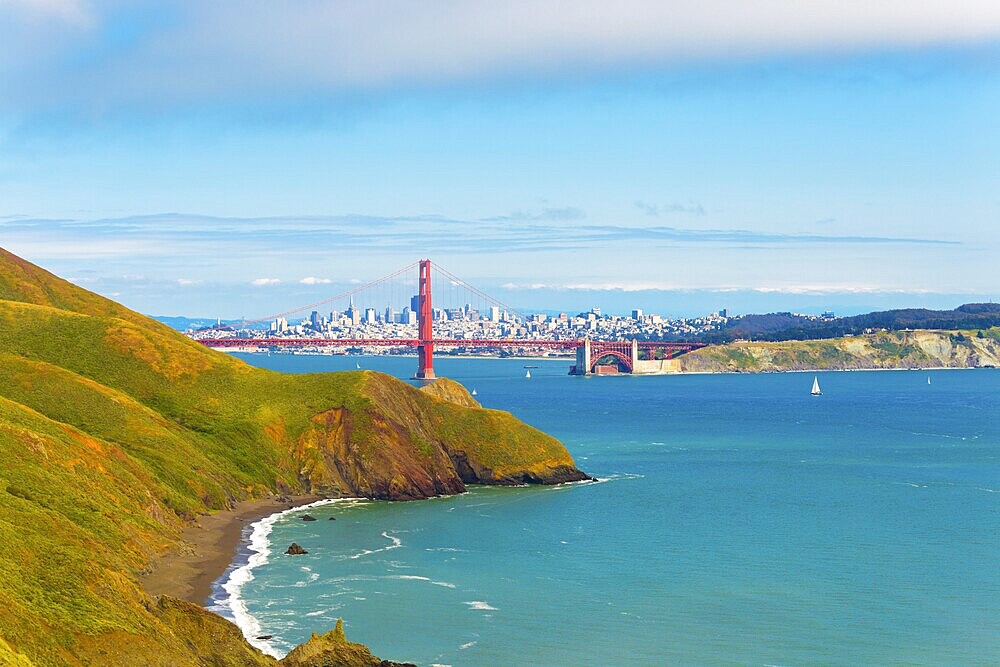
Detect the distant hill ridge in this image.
<box><xmin>706</xmin><ymin>303</ymin><xmax>1000</xmax><ymax>343</ymax></box>
<box><xmin>0</xmin><ymin>247</ymin><xmax>585</xmax><ymax>665</ymax></box>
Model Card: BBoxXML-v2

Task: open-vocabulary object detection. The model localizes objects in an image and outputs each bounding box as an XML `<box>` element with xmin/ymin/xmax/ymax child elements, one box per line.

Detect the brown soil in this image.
<box><xmin>141</xmin><ymin>495</ymin><xmax>323</xmax><ymax>604</ymax></box>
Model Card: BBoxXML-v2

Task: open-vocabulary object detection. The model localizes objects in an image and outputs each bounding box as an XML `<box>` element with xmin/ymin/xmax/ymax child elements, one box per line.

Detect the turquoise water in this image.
<box><xmin>213</xmin><ymin>355</ymin><xmax>1000</xmax><ymax>665</ymax></box>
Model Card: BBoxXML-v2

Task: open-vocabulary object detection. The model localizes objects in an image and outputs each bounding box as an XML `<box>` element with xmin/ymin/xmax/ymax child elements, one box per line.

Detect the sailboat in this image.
<box><xmin>811</xmin><ymin>376</ymin><xmax>822</xmax><ymax>396</ymax></box>
<box><xmin>471</xmin><ymin>388</ymin><xmax>478</xmax><ymax>396</ymax></box>
<box><xmin>356</xmin><ymin>361</ymin><xmax>361</xmax><ymax>369</ymax></box>
<box><xmin>525</xmin><ymin>370</ymin><xmax>531</xmax><ymax>379</ymax></box>
<box><xmin>927</xmin><ymin>376</ymin><xmax>932</xmax><ymax>385</ymax></box>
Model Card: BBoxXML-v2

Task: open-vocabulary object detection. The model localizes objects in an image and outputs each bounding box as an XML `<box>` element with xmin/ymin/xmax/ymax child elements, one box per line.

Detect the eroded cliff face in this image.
<box><xmin>293</xmin><ymin>403</ymin><xmax>467</xmax><ymax>500</ymax></box>
<box><xmin>286</xmin><ymin>375</ymin><xmax>588</xmax><ymax>500</ymax></box>
<box><xmin>672</xmin><ymin>329</ymin><xmax>1000</xmax><ymax>373</ymax></box>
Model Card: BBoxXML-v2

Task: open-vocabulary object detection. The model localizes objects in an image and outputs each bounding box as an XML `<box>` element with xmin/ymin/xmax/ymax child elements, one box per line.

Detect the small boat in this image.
<box><xmin>927</xmin><ymin>376</ymin><xmax>931</xmax><ymax>385</ymax></box>
<box><xmin>523</xmin><ymin>364</ymin><xmax>539</xmax><ymax>369</ymax></box>
<box><xmin>525</xmin><ymin>370</ymin><xmax>531</xmax><ymax>379</ymax></box>
<box><xmin>471</xmin><ymin>388</ymin><xmax>478</xmax><ymax>396</ymax></box>
<box><xmin>811</xmin><ymin>376</ymin><xmax>822</xmax><ymax>396</ymax></box>
<box><xmin>356</xmin><ymin>362</ymin><xmax>361</xmax><ymax>369</ymax></box>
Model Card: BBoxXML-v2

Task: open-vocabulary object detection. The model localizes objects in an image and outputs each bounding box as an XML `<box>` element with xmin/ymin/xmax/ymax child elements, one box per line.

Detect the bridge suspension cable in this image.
<box><xmin>212</xmin><ymin>261</ymin><xmax>420</xmax><ymax>331</ymax></box>
<box><xmin>432</xmin><ymin>263</ymin><xmax>527</xmax><ymax>322</ymax></box>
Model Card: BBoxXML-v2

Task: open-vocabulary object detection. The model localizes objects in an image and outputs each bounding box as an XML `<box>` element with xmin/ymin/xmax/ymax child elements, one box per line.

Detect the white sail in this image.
<box><xmin>525</xmin><ymin>370</ymin><xmax>531</xmax><ymax>379</ymax></box>
<box><xmin>927</xmin><ymin>376</ymin><xmax>931</xmax><ymax>385</ymax></box>
<box><xmin>471</xmin><ymin>388</ymin><xmax>478</xmax><ymax>395</ymax></box>
<box><xmin>811</xmin><ymin>376</ymin><xmax>822</xmax><ymax>395</ymax></box>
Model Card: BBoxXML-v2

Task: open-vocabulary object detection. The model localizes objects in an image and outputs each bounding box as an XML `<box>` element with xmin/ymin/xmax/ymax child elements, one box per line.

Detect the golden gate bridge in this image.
<box><xmin>190</xmin><ymin>260</ymin><xmax>706</xmax><ymax>377</ymax></box>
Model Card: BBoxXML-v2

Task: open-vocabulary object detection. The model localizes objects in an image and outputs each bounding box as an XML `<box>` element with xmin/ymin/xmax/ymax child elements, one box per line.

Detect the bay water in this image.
<box><xmin>211</xmin><ymin>355</ymin><xmax>999</xmax><ymax>665</ymax></box>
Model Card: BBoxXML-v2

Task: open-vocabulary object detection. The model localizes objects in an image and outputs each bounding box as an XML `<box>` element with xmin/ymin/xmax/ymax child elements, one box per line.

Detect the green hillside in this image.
<box><xmin>0</xmin><ymin>248</ymin><xmax>585</xmax><ymax>665</ymax></box>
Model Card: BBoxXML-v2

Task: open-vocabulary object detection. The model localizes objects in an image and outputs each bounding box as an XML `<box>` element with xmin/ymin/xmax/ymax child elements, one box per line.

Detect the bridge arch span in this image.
<box><xmin>590</xmin><ymin>350</ymin><xmax>633</xmax><ymax>373</ymax></box>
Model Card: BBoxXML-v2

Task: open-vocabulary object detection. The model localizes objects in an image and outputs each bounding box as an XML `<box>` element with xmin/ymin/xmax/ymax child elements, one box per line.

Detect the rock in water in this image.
<box><xmin>286</xmin><ymin>543</ymin><xmax>308</xmax><ymax>555</ymax></box>
<box><xmin>301</xmin><ymin>514</ymin><xmax>317</xmax><ymax>521</ymax></box>
<box><xmin>328</xmin><ymin>517</ymin><xmax>337</xmax><ymax>520</ymax></box>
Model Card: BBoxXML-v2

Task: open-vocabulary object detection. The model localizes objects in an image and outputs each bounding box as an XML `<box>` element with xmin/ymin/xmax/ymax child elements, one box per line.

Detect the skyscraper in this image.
<box><xmin>346</xmin><ymin>298</ymin><xmax>360</xmax><ymax>326</ymax></box>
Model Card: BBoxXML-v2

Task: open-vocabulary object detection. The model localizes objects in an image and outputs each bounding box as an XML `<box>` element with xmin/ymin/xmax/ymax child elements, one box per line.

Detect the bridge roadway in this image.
<box><xmin>197</xmin><ymin>337</ymin><xmax>700</xmax><ymax>350</ymax></box>
<box><xmin>195</xmin><ymin>337</ymin><xmax>707</xmax><ymax>375</ymax></box>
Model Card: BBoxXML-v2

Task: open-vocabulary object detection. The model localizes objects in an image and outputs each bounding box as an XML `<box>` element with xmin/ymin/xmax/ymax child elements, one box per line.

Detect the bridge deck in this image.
<box><xmin>196</xmin><ymin>337</ymin><xmax>706</xmax><ymax>350</ymax></box>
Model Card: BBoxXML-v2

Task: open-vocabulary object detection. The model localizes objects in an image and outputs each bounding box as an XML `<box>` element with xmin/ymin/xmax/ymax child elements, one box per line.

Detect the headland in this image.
<box><xmin>0</xmin><ymin>247</ymin><xmax>587</xmax><ymax>665</ymax></box>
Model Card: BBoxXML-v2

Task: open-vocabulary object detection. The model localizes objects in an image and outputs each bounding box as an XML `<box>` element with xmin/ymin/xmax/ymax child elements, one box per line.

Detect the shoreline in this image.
<box><xmin>222</xmin><ymin>348</ymin><xmax>996</xmax><ymax>375</ymax></box>
<box><xmin>217</xmin><ymin>497</ymin><xmax>357</xmax><ymax>658</ymax></box>
<box><xmin>221</xmin><ymin>349</ymin><xmax>574</xmax><ymax>362</ymax></box>
<box><xmin>140</xmin><ymin>494</ymin><xmax>323</xmax><ymax>605</ymax></box>
<box><xmin>644</xmin><ymin>365</ymin><xmax>988</xmax><ymax>376</ymax></box>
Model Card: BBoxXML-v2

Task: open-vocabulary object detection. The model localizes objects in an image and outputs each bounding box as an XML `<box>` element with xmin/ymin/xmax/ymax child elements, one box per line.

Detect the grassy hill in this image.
<box><xmin>0</xmin><ymin>248</ymin><xmax>585</xmax><ymax>665</ymax></box>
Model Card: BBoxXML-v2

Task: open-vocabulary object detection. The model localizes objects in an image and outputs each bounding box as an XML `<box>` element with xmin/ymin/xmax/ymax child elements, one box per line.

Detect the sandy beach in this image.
<box><xmin>141</xmin><ymin>495</ymin><xmax>322</xmax><ymax>604</ymax></box>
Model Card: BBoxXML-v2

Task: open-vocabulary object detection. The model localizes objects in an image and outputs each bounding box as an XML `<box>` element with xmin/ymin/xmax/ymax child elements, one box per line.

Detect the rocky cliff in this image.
<box><xmin>672</xmin><ymin>329</ymin><xmax>1000</xmax><ymax>373</ymax></box>
<box><xmin>0</xmin><ymin>247</ymin><xmax>586</xmax><ymax>665</ymax></box>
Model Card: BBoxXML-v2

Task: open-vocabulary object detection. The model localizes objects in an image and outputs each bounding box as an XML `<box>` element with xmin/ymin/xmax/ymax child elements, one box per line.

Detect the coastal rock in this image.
<box><xmin>672</xmin><ymin>329</ymin><xmax>1000</xmax><ymax>374</ymax></box>
<box><xmin>448</xmin><ymin>451</ymin><xmax>590</xmax><ymax>487</ymax></box>
<box><xmin>418</xmin><ymin>377</ymin><xmax>481</xmax><ymax>408</ymax></box>
<box><xmin>328</xmin><ymin>517</ymin><xmax>336</xmax><ymax>520</ymax></box>
<box><xmin>301</xmin><ymin>514</ymin><xmax>317</xmax><ymax>522</ymax></box>
<box><xmin>286</xmin><ymin>543</ymin><xmax>308</xmax><ymax>555</ymax></box>
<box><xmin>279</xmin><ymin>618</ymin><xmax>409</xmax><ymax>667</ymax></box>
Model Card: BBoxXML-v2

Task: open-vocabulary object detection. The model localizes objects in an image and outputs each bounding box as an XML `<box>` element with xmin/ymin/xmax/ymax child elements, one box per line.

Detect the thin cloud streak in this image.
<box><xmin>500</xmin><ymin>282</ymin><xmax>976</xmax><ymax>295</ymax></box>
<box><xmin>0</xmin><ymin>212</ymin><xmax>978</xmax><ymax>315</ymax></box>
<box><xmin>0</xmin><ymin>213</ymin><xmax>957</xmax><ymax>264</ymax></box>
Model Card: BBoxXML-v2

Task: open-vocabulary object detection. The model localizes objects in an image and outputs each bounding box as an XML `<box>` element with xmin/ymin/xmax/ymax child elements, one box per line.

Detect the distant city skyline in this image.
<box><xmin>1</xmin><ymin>2</ymin><xmax>998</xmax><ymax>318</ymax></box>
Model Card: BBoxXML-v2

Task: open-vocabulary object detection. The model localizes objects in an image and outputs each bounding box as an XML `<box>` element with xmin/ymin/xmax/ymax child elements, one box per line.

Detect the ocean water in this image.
<box><xmin>211</xmin><ymin>355</ymin><xmax>1000</xmax><ymax>665</ymax></box>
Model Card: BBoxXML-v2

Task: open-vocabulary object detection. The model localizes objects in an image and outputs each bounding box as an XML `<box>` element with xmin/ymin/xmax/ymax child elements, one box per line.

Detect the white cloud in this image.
<box><xmin>177</xmin><ymin>2</ymin><xmax>1000</xmax><ymax>89</ymax></box>
<box><xmin>0</xmin><ymin>0</ymin><xmax>91</xmax><ymax>26</ymax></box>
<box><xmin>299</xmin><ymin>276</ymin><xmax>332</xmax><ymax>285</ymax></box>
<box><xmin>251</xmin><ymin>277</ymin><xmax>281</xmax><ymax>286</ymax></box>
<box><xmin>5</xmin><ymin>1</ymin><xmax>1000</xmax><ymax>110</ymax></box>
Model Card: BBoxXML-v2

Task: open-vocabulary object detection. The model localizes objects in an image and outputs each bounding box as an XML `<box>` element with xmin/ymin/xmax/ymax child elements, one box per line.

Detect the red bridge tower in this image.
<box><xmin>415</xmin><ymin>259</ymin><xmax>435</xmax><ymax>379</ymax></box>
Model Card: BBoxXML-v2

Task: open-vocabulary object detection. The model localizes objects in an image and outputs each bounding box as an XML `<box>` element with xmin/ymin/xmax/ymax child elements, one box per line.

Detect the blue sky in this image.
<box><xmin>1</xmin><ymin>1</ymin><xmax>998</xmax><ymax>318</ymax></box>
